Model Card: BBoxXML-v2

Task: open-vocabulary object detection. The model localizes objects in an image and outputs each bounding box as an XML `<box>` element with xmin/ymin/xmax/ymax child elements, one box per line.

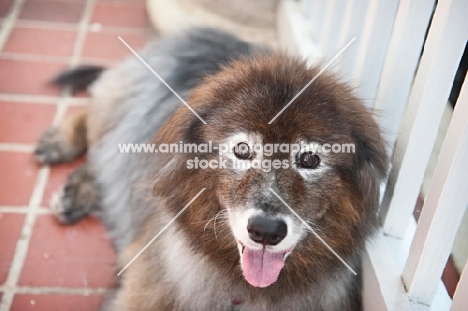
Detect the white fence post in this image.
<box><xmin>309</xmin><ymin>0</ymin><xmax>326</xmax><ymax>42</ymax></box>
<box><xmin>351</xmin><ymin>0</ymin><xmax>399</xmax><ymax>106</ymax></box>
<box><xmin>363</xmin><ymin>233</ymin><xmax>412</xmax><ymax>310</ymax></box>
<box><xmin>451</xmin><ymin>261</ymin><xmax>468</xmax><ymax>310</ymax></box>
<box><xmin>320</xmin><ymin>0</ymin><xmax>347</xmax><ymax>59</ymax></box>
<box><xmin>402</xmin><ymin>74</ymin><xmax>468</xmax><ymax>305</ymax></box>
<box><xmin>373</xmin><ymin>0</ymin><xmax>436</xmax><ymax>148</ymax></box>
<box><xmin>337</xmin><ymin>0</ymin><xmax>369</xmax><ymax>77</ymax></box>
<box><xmin>380</xmin><ymin>0</ymin><xmax>468</xmax><ymax>239</ymax></box>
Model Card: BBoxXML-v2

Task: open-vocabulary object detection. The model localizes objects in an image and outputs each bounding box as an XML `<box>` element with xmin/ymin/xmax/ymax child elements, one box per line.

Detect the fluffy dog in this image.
<box><xmin>35</xmin><ymin>28</ymin><xmax>388</xmax><ymax>310</ymax></box>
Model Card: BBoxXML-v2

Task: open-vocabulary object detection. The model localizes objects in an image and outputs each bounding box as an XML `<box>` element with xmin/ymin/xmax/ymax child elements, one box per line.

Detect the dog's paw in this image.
<box><xmin>51</xmin><ymin>187</ymin><xmax>85</xmax><ymax>225</ymax></box>
<box><xmin>51</xmin><ymin>166</ymin><xmax>99</xmax><ymax>224</ymax></box>
<box><xmin>34</xmin><ymin>128</ymin><xmax>75</xmax><ymax>165</ymax></box>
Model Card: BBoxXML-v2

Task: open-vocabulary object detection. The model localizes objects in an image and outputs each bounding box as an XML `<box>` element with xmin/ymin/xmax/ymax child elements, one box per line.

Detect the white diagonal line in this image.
<box><xmin>268</xmin><ymin>188</ymin><xmax>357</xmax><ymax>275</ymax></box>
<box><xmin>117</xmin><ymin>188</ymin><xmax>206</xmax><ymax>276</ymax></box>
<box><xmin>268</xmin><ymin>37</ymin><xmax>356</xmax><ymax>124</ymax></box>
<box><xmin>118</xmin><ymin>36</ymin><xmax>207</xmax><ymax>124</ymax></box>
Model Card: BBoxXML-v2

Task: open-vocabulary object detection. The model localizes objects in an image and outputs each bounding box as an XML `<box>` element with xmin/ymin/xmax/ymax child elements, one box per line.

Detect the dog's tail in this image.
<box><xmin>50</xmin><ymin>65</ymin><xmax>105</xmax><ymax>93</ymax></box>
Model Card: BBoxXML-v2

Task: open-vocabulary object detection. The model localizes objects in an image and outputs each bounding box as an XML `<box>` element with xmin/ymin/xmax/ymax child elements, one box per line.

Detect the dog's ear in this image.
<box><xmin>351</xmin><ymin>116</ymin><xmax>389</xmax><ymax>217</ymax></box>
<box><xmin>150</xmin><ymin>108</ymin><xmax>209</xmax><ymax>199</ymax></box>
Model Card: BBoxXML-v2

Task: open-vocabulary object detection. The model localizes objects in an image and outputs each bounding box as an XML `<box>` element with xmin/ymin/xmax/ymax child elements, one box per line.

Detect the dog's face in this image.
<box><xmin>154</xmin><ymin>53</ymin><xmax>388</xmax><ymax>289</ymax></box>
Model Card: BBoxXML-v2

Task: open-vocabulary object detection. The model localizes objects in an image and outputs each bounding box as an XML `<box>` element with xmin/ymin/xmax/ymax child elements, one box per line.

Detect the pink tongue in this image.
<box><xmin>241</xmin><ymin>247</ymin><xmax>285</xmax><ymax>288</ymax></box>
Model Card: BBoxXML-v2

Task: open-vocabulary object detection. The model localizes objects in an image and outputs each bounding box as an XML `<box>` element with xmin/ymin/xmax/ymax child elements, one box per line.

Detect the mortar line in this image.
<box><xmin>0</xmin><ymin>207</ymin><xmax>28</xmax><ymax>214</ymax></box>
<box><xmin>0</xmin><ymin>285</ymin><xmax>108</xmax><ymax>295</ymax></box>
<box><xmin>0</xmin><ymin>94</ymin><xmax>60</xmax><ymax>104</ymax></box>
<box><xmin>0</xmin><ymin>53</ymin><xmax>71</xmax><ymax>64</ymax></box>
<box><xmin>0</xmin><ymin>143</ymin><xmax>34</xmax><ymax>153</ymax></box>
<box><xmin>14</xmin><ymin>19</ymin><xmax>148</xmax><ymax>34</ymax></box>
<box><xmin>14</xmin><ymin>19</ymin><xmax>79</xmax><ymax>30</ymax></box>
<box><xmin>0</xmin><ymin>94</ymin><xmax>89</xmax><ymax>105</ymax></box>
<box><xmin>0</xmin><ymin>207</ymin><xmax>52</xmax><ymax>214</ymax></box>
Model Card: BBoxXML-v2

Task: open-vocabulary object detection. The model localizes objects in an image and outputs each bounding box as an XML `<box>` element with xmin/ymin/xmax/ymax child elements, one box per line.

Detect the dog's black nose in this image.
<box><xmin>247</xmin><ymin>216</ymin><xmax>287</xmax><ymax>246</ymax></box>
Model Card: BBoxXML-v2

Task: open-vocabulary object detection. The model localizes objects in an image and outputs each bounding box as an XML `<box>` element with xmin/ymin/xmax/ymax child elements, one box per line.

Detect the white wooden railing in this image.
<box><xmin>278</xmin><ymin>0</ymin><xmax>468</xmax><ymax>310</ymax></box>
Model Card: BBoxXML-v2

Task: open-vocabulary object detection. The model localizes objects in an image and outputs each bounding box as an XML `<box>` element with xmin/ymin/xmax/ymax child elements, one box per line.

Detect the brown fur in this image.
<box><xmin>34</xmin><ymin>109</ymin><xmax>88</xmax><ymax>164</ymax></box>
<box><xmin>113</xmin><ymin>53</ymin><xmax>388</xmax><ymax>310</ymax></box>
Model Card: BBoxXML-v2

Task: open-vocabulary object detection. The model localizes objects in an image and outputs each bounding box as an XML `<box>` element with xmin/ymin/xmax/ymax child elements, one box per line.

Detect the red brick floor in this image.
<box><xmin>0</xmin><ymin>0</ymin><xmax>149</xmax><ymax>309</ymax></box>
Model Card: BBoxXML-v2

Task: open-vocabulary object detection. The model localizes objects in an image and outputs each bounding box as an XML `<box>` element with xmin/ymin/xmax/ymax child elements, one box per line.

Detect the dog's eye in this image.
<box><xmin>233</xmin><ymin>142</ymin><xmax>251</xmax><ymax>160</ymax></box>
<box><xmin>298</xmin><ymin>152</ymin><xmax>320</xmax><ymax>169</ymax></box>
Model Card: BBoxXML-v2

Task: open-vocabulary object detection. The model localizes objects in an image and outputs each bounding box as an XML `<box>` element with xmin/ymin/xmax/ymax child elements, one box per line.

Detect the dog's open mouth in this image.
<box><xmin>239</xmin><ymin>241</ymin><xmax>293</xmax><ymax>288</ymax></box>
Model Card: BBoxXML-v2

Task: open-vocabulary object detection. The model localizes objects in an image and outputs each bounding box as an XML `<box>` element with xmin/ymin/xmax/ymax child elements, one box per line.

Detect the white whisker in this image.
<box><xmin>202</xmin><ymin>210</ymin><xmax>227</xmax><ymax>248</ymax></box>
